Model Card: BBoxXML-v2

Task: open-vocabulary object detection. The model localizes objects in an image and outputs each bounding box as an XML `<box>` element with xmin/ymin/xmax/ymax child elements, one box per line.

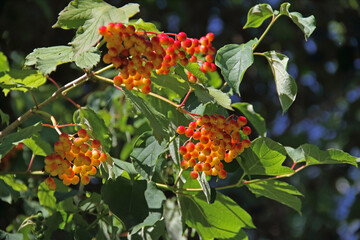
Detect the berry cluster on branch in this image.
<box><xmin>177</xmin><ymin>114</ymin><xmax>251</xmax><ymax>180</ymax></box>
<box><xmin>98</xmin><ymin>22</ymin><xmax>217</xmax><ymax>93</ymax></box>
<box><xmin>44</xmin><ymin>129</ymin><xmax>107</xmax><ymax>190</ymax></box>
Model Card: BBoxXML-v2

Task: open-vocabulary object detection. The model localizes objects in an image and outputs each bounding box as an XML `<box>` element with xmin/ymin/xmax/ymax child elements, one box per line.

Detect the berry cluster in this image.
<box><xmin>98</xmin><ymin>22</ymin><xmax>217</xmax><ymax>92</ymax></box>
<box><xmin>177</xmin><ymin>114</ymin><xmax>251</xmax><ymax>180</ymax></box>
<box><xmin>44</xmin><ymin>129</ymin><xmax>107</xmax><ymax>190</ymax></box>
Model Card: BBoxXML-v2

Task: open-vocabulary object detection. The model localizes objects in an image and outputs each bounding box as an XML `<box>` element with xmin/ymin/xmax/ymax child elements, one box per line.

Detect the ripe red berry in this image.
<box><xmin>188</xmin><ymin>121</ymin><xmax>197</xmax><ymax>130</ymax></box>
<box><xmin>177</xmin><ymin>32</ymin><xmax>187</xmax><ymax>41</ymax></box>
<box><xmin>242</xmin><ymin>126</ymin><xmax>251</xmax><ymax>135</ymax></box>
<box><xmin>179</xmin><ymin>146</ymin><xmax>187</xmax><ymax>155</ymax></box>
<box><xmin>190</xmin><ymin>170</ymin><xmax>199</xmax><ymax>179</ymax></box>
<box><xmin>185</xmin><ymin>128</ymin><xmax>194</xmax><ymax>137</ymax></box>
<box><xmin>218</xmin><ymin>169</ymin><xmax>227</xmax><ymax>179</ymax></box>
<box><xmin>238</xmin><ymin>116</ymin><xmax>247</xmax><ymax>126</ymax></box>
<box><xmin>91</xmin><ymin>139</ymin><xmax>101</xmax><ymax>149</ymax></box>
<box><xmin>242</xmin><ymin>139</ymin><xmax>251</xmax><ymax>148</ymax></box>
<box><xmin>206</xmin><ymin>32</ymin><xmax>215</xmax><ymax>42</ymax></box>
<box><xmin>182</xmin><ymin>39</ymin><xmax>192</xmax><ymax>48</ymax></box>
<box><xmin>180</xmin><ymin>160</ymin><xmax>189</xmax><ymax>170</ymax></box>
<box><xmin>194</xmin><ymin>163</ymin><xmax>203</xmax><ymax>172</ymax></box>
<box><xmin>78</xmin><ymin>129</ymin><xmax>87</xmax><ymax>138</ymax></box>
<box><xmin>177</xmin><ymin>125</ymin><xmax>186</xmax><ymax>134</ymax></box>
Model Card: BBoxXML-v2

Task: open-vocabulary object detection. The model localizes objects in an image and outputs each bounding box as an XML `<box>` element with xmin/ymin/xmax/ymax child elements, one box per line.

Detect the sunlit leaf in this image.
<box><xmin>179</xmin><ymin>192</ymin><xmax>254</xmax><ymax>240</ymax></box>
<box><xmin>280</xmin><ymin>3</ymin><xmax>316</xmax><ymax>40</ymax></box>
<box><xmin>246</xmin><ymin>180</ymin><xmax>303</xmax><ymax>214</ymax></box>
<box><xmin>23</xmin><ymin>135</ymin><xmax>52</xmax><ymax>157</ymax></box>
<box><xmin>0</xmin><ymin>52</ymin><xmax>9</xmax><ymax>73</ymax></box>
<box><xmin>263</xmin><ymin>51</ymin><xmax>297</xmax><ymax>113</ymax></box>
<box><xmin>244</xmin><ymin>4</ymin><xmax>274</xmax><ymax>29</ymax></box>
<box><xmin>240</xmin><ymin>137</ymin><xmax>294</xmax><ymax>176</ymax></box>
<box><xmin>232</xmin><ymin>102</ymin><xmax>266</xmax><ymax>137</ymax></box>
<box><xmin>215</xmin><ymin>39</ymin><xmax>257</xmax><ymax>95</ymax></box>
<box><xmin>130</xmin><ymin>18</ymin><xmax>160</xmax><ymax>33</ymax></box>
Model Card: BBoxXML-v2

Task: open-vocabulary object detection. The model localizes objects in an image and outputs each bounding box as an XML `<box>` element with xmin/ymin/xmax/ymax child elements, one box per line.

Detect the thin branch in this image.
<box><xmin>0</xmin><ymin>73</ymin><xmax>89</xmax><ymax>139</ymax></box>
<box><xmin>26</xmin><ymin>153</ymin><xmax>36</xmax><ymax>173</ymax></box>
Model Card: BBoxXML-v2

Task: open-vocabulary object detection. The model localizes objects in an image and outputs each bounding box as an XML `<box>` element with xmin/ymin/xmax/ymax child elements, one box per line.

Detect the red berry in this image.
<box><xmin>186</xmin><ymin>142</ymin><xmax>195</xmax><ymax>152</ymax></box>
<box><xmin>177</xmin><ymin>32</ymin><xmax>187</xmax><ymax>41</ymax></box>
<box><xmin>188</xmin><ymin>121</ymin><xmax>197</xmax><ymax>130</ymax></box>
<box><xmin>177</xmin><ymin>126</ymin><xmax>186</xmax><ymax>134</ymax></box>
<box><xmin>78</xmin><ymin>129</ymin><xmax>87</xmax><ymax>138</ymax></box>
<box><xmin>182</xmin><ymin>39</ymin><xmax>192</xmax><ymax>48</ymax></box>
<box><xmin>194</xmin><ymin>163</ymin><xmax>203</xmax><ymax>172</ymax></box>
<box><xmin>242</xmin><ymin>139</ymin><xmax>251</xmax><ymax>148</ymax></box>
<box><xmin>238</xmin><ymin>116</ymin><xmax>247</xmax><ymax>126</ymax></box>
<box><xmin>185</xmin><ymin>128</ymin><xmax>194</xmax><ymax>137</ymax></box>
<box><xmin>206</xmin><ymin>32</ymin><xmax>215</xmax><ymax>42</ymax></box>
<box><xmin>190</xmin><ymin>170</ymin><xmax>199</xmax><ymax>179</ymax></box>
<box><xmin>180</xmin><ymin>160</ymin><xmax>189</xmax><ymax>170</ymax></box>
<box><xmin>91</xmin><ymin>140</ymin><xmax>101</xmax><ymax>149</ymax></box>
<box><xmin>179</xmin><ymin>146</ymin><xmax>187</xmax><ymax>155</ymax></box>
<box><xmin>218</xmin><ymin>169</ymin><xmax>227</xmax><ymax>179</ymax></box>
<box><xmin>242</xmin><ymin>126</ymin><xmax>251</xmax><ymax>135</ymax></box>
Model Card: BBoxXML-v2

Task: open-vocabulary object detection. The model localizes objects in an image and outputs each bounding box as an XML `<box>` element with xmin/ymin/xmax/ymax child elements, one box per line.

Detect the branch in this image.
<box><xmin>0</xmin><ymin>73</ymin><xmax>90</xmax><ymax>139</ymax></box>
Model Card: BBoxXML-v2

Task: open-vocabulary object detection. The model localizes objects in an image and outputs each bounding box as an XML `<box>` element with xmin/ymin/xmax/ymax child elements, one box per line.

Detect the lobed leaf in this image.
<box><xmin>131</xmin><ymin>132</ymin><xmax>167</xmax><ymax>180</ymax></box>
<box><xmin>246</xmin><ymin>180</ymin><xmax>303</xmax><ymax>214</ymax></box>
<box><xmin>63</xmin><ymin>1</ymin><xmax>139</xmax><ymax>56</ymax></box>
<box><xmin>232</xmin><ymin>102</ymin><xmax>266</xmax><ymax>137</ymax></box>
<box><xmin>179</xmin><ymin>192</ymin><xmax>254</xmax><ymax>240</ymax></box>
<box><xmin>215</xmin><ymin>39</ymin><xmax>257</xmax><ymax>95</ymax></box>
<box><xmin>0</xmin><ymin>122</ymin><xmax>42</xmax><ymax>159</ymax></box>
<box><xmin>130</xmin><ymin>18</ymin><xmax>160</xmax><ymax>33</ymax></box>
<box><xmin>244</xmin><ymin>4</ymin><xmax>274</xmax><ymax>29</ymax></box>
<box><xmin>263</xmin><ymin>51</ymin><xmax>297</xmax><ymax>113</ymax></box>
<box><xmin>0</xmin><ymin>69</ymin><xmax>46</xmax><ymax>96</ymax></box>
<box><xmin>280</xmin><ymin>3</ymin><xmax>316</xmax><ymax>40</ymax></box>
<box><xmin>240</xmin><ymin>137</ymin><xmax>294</xmax><ymax>176</ymax></box>
<box><xmin>22</xmin><ymin>135</ymin><xmax>52</xmax><ymax>157</ymax></box>
<box><xmin>123</xmin><ymin>89</ymin><xmax>169</xmax><ymax>143</ymax></box>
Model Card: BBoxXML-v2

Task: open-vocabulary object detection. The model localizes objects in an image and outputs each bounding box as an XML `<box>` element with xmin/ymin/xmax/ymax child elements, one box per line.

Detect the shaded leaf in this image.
<box><xmin>0</xmin><ymin>122</ymin><xmax>42</xmax><ymax>159</ymax></box>
<box><xmin>197</xmin><ymin>172</ymin><xmax>216</xmax><ymax>204</ymax></box>
<box><xmin>232</xmin><ymin>102</ymin><xmax>266</xmax><ymax>137</ymax></box>
<box><xmin>101</xmin><ymin>178</ymin><xmax>148</xmax><ymax>230</ymax></box>
<box><xmin>112</xmin><ymin>157</ymin><xmax>139</xmax><ymax>179</ymax></box>
<box><xmin>0</xmin><ymin>52</ymin><xmax>9</xmax><ymax>72</ymax></box>
<box><xmin>179</xmin><ymin>192</ymin><xmax>254</xmax><ymax>240</ymax></box>
<box><xmin>244</xmin><ymin>4</ymin><xmax>274</xmax><ymax>29</ymax></box>
<box><xmin>0</xmin><ymin>175</ymin><xmax>27</xmax><ymax>204</ymax></box>
<box><xmin>0</xmin><ymin>70</ymin><xmax>46</xmax><ymax>96</ymax></box>
<box><xmin>0</xmin><ymin>109</ymin><xmax>9</xmax><ymax>126</ymax></box>
<box><xmin>74</xmin><ymin>107</ymin><xmax>112</xmax><ymax>151</ymax></box>
<box><xmin>0</xmin><ymin>230</ymin><xmax>23</xmax><ymax>240</ymax></box>
<box><xmin>131</xmin><ymin>132</ymin><xmax>167</xmax><ymax>180</ymax></box>
<box><xmin>215</xmin><ymin>39</ymin><xmax>257</xmax><ymax>95</ymax></box>
<box><xmin>263</xmin><ymin>51</ymin><xmax>297</xmax><ymax>113</ymax></box>
<box><xmin>123</xmin><ymin>89</ymin><xmax>169</xmax><ymax>142</ymax></box>
<box><xmin>23</xmin><ymin>135</ymin><xmax>52</xmax><ymax>157</ymax></box>
<box><xmin>280</xmin><ymin>3</ymin><xmax>316</xmax><ymax>40</ymax></box>
<box><xmin>240</xmin><ymin>137</ymin><xmax>294</xmax><ymax>176</ymax></box>
<box><xmin>246</xmin><ymin>180</ymin><xmax>302</xmax><ymax>214</ymax></box>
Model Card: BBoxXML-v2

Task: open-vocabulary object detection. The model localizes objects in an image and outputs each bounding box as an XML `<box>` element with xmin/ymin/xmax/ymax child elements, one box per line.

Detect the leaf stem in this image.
<box><xmin>174</xmin><ymin>169</ymin><xmax>184</xmax><ymax>187</ymax></box>
<box><xmin>94</xmin><ymin>64</ymin><xmax>114</xmax><ymax>75</ymax></box>
<box><xmin>0</xmin><ymin>73</ymin><xmax>90</xmax><ymax>139</ymax></box>
<box><xmin>252</xmin><ymin>14</ymin><xmax>281</xmax><ymax>51</ymax></box>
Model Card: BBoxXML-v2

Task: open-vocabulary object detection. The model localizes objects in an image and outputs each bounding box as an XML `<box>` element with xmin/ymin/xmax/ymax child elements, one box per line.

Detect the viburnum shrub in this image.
<box><xmin>0</xmin><ymin>1</ymin><xmax>358</xmax><ymax>239</ymax></box>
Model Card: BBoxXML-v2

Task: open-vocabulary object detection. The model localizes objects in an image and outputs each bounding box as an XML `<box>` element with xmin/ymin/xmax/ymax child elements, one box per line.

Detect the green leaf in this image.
<box><xmin>131</xmin><ymin>132</ymin><xmax>167</xmax><ymax>180</ymax></box>
<box><xmin>0</xmin><ymin>69</ymin><xmax>46</xmax><ymax>96</ymax></box>
<box><xmin>0</xmin><ymin>122</ymin><xmax>42</xmax><ymax>159</ymax></box>
<box><xmin>112</xmin><ymin>158</ymin><xmax>138</xmax><ymax>179</ymax></box>
<box><xmin>101</xmin><ymin>178</ymin><xmax>148</xmax><ymax>230</ymax></box>
<box><xmin>74</xmin><ymin>107</ymin><xmax>112</xmax><ymax>151</ymax></box>
<box><xmin>22</xmin><ymin>135</ymin><xmax>52</xmax><ymax>157</ymax></box>
<box><xmin>232</xmin><ymin>102</ymin><xmax>266</xmax><ymax>137</ymax></box>
<box><xmin>240</xmin><ymin>137</ymin><xmax>294</xmax><ymax>176</ymax></box>
<box><xmin>244</xmin><ymin>4</ymin><xmax>274</xmax><ymax>29</ymax></box>
<box><xmin>56</xmin><ymin>0</ymin><xmax>140</xmax><ymax>56</ymax></box>
<box><xmin>263</xmin><ymin>51</ymin><xmax>297</xmax><ymax>113</ymax></box>
<box><xmin>0</xmin><ymin>52</ymin><xmax>9</xmax><ymax>72</ymax></box>
<box><xmin>280</xmin><ymin>3</ymin><xmax>316</xmax><ymax>40</ymax></box>
<box><xmin>215</xmin><ymin>39</ymin><xmax>257</xmax><ymax>95</ymax></box>
<box><xmin>130</xmin><ymin>182</ymin><xmax>166</xmax><ymax>234</ymax></box>
<box><xmin>246</xmin><ymin>180</ymin><xmax>303</xmax><ymax>214</ymax></box>
<box><xmin>150</xmin><ymin>71</ymin><xmax>188</xmax><ymax>99</ymax></box>
<box><xmin>285</xmin><ymin>146</ymin><xmax>305</xmax><ymax>163</ymax></box>
<box><xmin>179</xmin><ymin>192</ymin><xmax>254</xmax><ymax>240</ymax></box>
<box><xmin>0</xmin><ymin>109</ymin><xmax>9</xmax><ymax>126</ymax></box>
<box><xmin>197</xmin><ymin>172</ymin><xmax>216</xmax><ymax>204</ymax></box>
<box><xmin>73</xmin><ymin>47</ymin><xmax>101</xmax><ymax>70</ymax></box>
<box><xmin>25</xmin><ymin>46</ymin><xmax>73</xmax><ymax>75</ymax></box>
<box><xmin>300</xmin><ymin>144</ymin><xmax>358</xmax><ymax>166</ymax></box>
<box><xmin>123</xmin><ymin>89</ymin><xmax>169</xmax><ymax>142</ymax></box>
<box><xmin>130</xmin><ymin>18</ymin><xmax>160</xmax><ymax>33</ymax></box>
<box><xmin>192</xmin><ymin>85</ymin><xmax>233</xmax><ymax>110</ymax></box>
<box><xmin>38</xmin><ymin>181</ymin><xmax>57</xmax><ymax>212</ymax></box>
<box><xmin>25</xmin><ymin>46</ymin><xmax>100</xmax><ymax>75</ymax></box>
<box><xmin>184</xmin><ymin>62</ymin><xmax>208</xmax><ymax>84</ymax></box>
<box><xmin>0</xmin><ymin>230</ymin><xmax>23</xmax><ymax>240</ymax></box>
<box><xmin>0</xmin><ymin>175</ymin><xmax>27</xmax><ymax>204</ymax></box>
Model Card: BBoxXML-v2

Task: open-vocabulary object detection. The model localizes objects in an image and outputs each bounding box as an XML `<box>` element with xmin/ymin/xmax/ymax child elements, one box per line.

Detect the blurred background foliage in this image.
<box><xmin>1</xmin><ymin>0</ymin><xmax>360</xmax><ymax>239</ymax></box>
